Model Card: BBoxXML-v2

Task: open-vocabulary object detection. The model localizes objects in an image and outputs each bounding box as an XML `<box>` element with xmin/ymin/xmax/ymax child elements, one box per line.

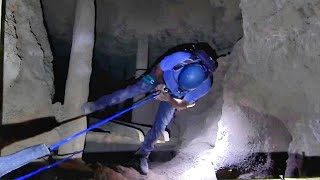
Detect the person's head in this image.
<box><xmin>176</xmin><ymin>43</ymin><xmax>218</xmax><ymax>91</ymax></box>
<box><xmin>178</xmin><ymin>63</ymin><xmax>208</xmax><ymax>91</ymax></box>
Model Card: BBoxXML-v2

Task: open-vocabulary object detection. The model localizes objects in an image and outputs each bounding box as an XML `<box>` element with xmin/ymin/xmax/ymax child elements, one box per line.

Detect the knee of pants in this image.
<box><xmin>156</xmin><ymin>102</ymin><xmax>175</xmax><ymax>122</ymax></box>
<box><xmin>152</xmin><ymin>122</ymin><xmax>166</xmax><ymax>134</ymax></box>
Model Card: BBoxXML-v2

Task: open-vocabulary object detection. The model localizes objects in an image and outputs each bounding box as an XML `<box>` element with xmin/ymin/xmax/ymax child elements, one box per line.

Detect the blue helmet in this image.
<box><xmin>178</xmin><ymin>64</ymin><xmax>207</xmax><ymax>91</ymax></box>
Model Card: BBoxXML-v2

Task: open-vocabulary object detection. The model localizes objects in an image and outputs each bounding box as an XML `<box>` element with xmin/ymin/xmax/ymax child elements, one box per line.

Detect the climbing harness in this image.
<box><xmin>1</xmin><ymin>91</ymin><xmax>160</xmax><ymax>180</ymax></box>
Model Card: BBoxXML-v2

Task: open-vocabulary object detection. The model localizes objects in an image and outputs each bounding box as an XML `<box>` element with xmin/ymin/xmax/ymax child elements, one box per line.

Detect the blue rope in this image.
<box><xmin>14</xmin><ymin>150</ymin><xmax>83</xmax><ymax>180</ymax></box>
<box><xmin>49</xmin><ymin>92</ymin><xmax>159</xmax><ymax>151</ymax></box>
<box><xmin>15</xmin><ymin>92</ymin><xmax>158</xmax><ymax>180</ymax></box>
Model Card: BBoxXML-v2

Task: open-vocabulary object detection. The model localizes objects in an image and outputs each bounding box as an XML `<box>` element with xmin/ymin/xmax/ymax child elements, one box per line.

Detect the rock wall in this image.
<box><xmin>3</xmin><ymin>0</ymin><xmax>54</xmax><ymax>124</ymax></box>
<box><xmin>42</xmin><ymin>0</ymin><xmax>242</xmax><ymax>58</ymax></box>
<box><xmin>212</xmin><ymin>0</ymin><xmax>320</xmax><ymax>176</ymax></box>
<box><xmin>239</xmin><ymin>0</ymin><xmax>320</xmax><ymax>156</ymax></box>
<box><xmin>1</xmin><ymin>0</ymin><xmax>93</xmax><ymax>158</ymax></box>
<box><xmin>94</xmin><ymin>0</ymin><xmax>243</xmax><ymax>61</ymax></box>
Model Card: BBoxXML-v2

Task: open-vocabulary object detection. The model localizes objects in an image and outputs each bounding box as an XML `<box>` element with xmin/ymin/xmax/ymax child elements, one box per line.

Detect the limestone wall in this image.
<box><xmin>212</xmin><ymin>0</ymin><xmax>320</xmax><ymax>176</ymax></box>
<box><xmin>3</xmin><ymin>0</ymin><xmax>54</xmax><ymax>124</ymax></box>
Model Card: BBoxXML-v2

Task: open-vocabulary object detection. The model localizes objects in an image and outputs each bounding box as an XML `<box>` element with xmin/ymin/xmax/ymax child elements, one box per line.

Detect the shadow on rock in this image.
<box><xmin>0</xmin><ymin>116</ymin><xmax>58</xmax><ymax>150</ymax></box>
<box><xmin>216</xmin><ymin>152</ymin><xmax>320</xmax><ymax>179</ymax></box>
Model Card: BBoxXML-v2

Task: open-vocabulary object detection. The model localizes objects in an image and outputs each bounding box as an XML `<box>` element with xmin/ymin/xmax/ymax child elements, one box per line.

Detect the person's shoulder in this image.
<box><xmin>160</xmin><ymin>51</ymin><xmax>193</xmax><ymax>67</ymax></box>
<box><xmin>168</xmin><ymin>51</ymin><xmax>192</xmax><ymax>58</ymax></box>
<box><xmin>200</xmin><ymin>77</ymin><xmax>213</xmax><ymax>90</ymax></box>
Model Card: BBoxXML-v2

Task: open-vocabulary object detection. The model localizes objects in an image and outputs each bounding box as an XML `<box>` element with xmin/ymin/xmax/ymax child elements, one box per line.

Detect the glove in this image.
<box><xmin>155</xmin><ymin>84</ymin><xmax>171</xmax><ymax>102</ymax></box>
<box><xmin>142</xmin><ymin>74</ymin><xmax>157</xmax><ymax>86</ymax></box>
<box><xmin>81</xmin><ymin>102</ymin><xmax>96</xmax><ymax>114</ymax></box>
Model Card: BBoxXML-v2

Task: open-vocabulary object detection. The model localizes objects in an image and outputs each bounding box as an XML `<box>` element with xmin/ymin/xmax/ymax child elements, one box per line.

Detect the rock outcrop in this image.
<box><xmin>2</xmin><ymin>0</ymin><xmax>94</xmax><ymax>159</ymax></box>
<box><xmin>3</xmin><ymin>0</ymin><xmax>54</xmax><ymax>124</ymax></box>
<box><xmin>213</xmin><ymin>0</ymin><xmax>320</xmax><ymax>177</ymax></box>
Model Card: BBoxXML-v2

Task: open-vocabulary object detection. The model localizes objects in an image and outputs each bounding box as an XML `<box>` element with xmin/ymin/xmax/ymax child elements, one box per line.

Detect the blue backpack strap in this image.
<box><xmin>172</xmin><ymin>54</ymin><xmax>201</xmax><ymax>71</ymax></box>
<box><xmin>193</xmin><ymin>50</ymin><xmax>218</xmax><ymax>74</ymax></box>
<box><xmin>171</xmin><ymin>50</ymin><xmax>217</xmax><ymax>74</ymax></box>
<box><xmin>172</xmin><ymin>59</ymin><xmax>198</xmax><ymax>71</ymax></box>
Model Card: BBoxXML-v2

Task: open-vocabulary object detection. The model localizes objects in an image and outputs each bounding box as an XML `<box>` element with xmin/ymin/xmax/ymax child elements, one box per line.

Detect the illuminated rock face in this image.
<box><xmin>239</xmin><ymin>0</ymin><xmax>320</xmax><ymax>156</ymax></box>
<box><xmin>213</xmin><ymin>0</ymin><xmax>320</xmax><ymax>177</ymax></box>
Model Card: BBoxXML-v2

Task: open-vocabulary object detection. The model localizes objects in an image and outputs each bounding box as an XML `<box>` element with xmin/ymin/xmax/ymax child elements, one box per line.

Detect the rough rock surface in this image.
<box><xmin>3</xmin><ymin>0</ymin><xmax>54</xmax><ymax>123</ymax></box>
<box><xmin>2</xmin><ymin>0</ymin><xmax>91</xmax><ymax>158</ymax></box>
<box><xmin>57</xmin><ymin>0</ymin><xmax>94</xmax><ymax>157</ymax></box>
<box><xmin>212</xmin><ymin>0</ymin><xmax>320</xmax><ymax>177</ymax></box>
<box><xmin>93</xmin><ymin>0</ymin><xmax>243</xmax><ymax>62</ymax></box>
<box><xmin>240</xmin><ymin>0</ymin><xmax>320</xmax><ymax>156</ymax></box>
<box><xmin>213</xmin><ymin>41</ymin><xmax>292</xmax><ymax>177</ymax></box>
<box><xmin>42</xmin><ymin>0</ymin><xmax>242</xmax><ymax>58</ymax></box>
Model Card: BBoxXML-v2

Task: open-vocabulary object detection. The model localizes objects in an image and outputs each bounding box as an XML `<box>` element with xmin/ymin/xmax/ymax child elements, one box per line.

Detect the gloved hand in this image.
<box><xmin>155</xmin><ymin>84</ymin><xmax>171</xmax><ymax>102</ymax></box>
<box><xmin>81</xmin><ymin>102</ymin><xmax>96</xmax><ymax>115</ymax></box>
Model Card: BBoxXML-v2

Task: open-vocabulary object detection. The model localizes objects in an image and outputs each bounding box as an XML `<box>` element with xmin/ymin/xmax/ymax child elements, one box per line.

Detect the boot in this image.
<box><xmin>127</xmin><ymin>155</ymin><xmax>149</xmax><ymax>175</ymax></box>
<box><xmin>138</xmin><ymin>156</ymin><xmax>149</xmax><ymax>175</ymax></box>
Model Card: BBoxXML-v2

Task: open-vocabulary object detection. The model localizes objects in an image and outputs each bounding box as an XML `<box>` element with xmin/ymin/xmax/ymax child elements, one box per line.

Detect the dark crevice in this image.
<box><xmin>0</xmin><ymin>116</ymin><xmax>58</xmax><ymax>150</ymax></box>
<box><xmin>40</xmin><ymin>0</ymin><xmax>75</xmax><ymax>104</ymax></box>
<box><xmin>28</xmin><ymin>20</ymin><xmax>44</xmax><ymax>56</ymax></box>
<box><xmin>39</xmin><ymin>0</ymin><xmax>56</xmax><ymax>102</ymax></box>
<box><xmin>216</xmin><ymin>152</ymin><xmax>320</xmax><ymax>179</ymax></box>
<box><xmin>0</xmin><ymin>0</ymin><xmax>6</xmax><ymax>126</ymax></box>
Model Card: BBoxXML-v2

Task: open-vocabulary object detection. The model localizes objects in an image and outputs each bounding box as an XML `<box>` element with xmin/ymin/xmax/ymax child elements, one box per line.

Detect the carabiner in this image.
<box><xmin>163</xmin><ymin>87</ymin><xmax>169</xmax><ymax>93</ymax></box>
